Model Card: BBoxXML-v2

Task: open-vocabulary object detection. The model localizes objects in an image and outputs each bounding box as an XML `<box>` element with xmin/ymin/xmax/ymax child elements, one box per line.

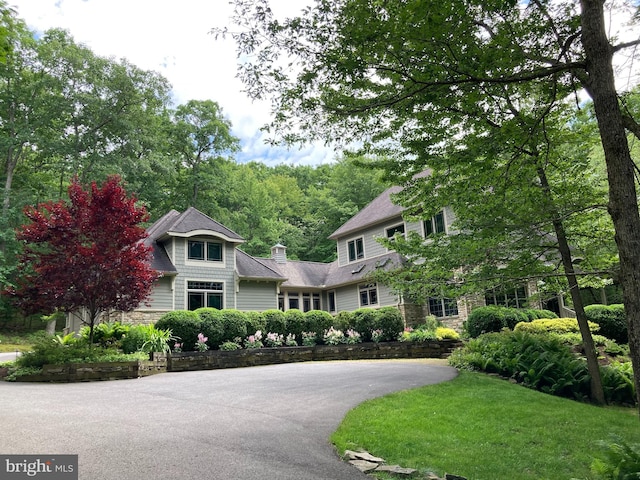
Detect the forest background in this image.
<box><xmin>0</xmin><ymin>5</ymin><xmax>387</xmax><ymax>322</ymax></box>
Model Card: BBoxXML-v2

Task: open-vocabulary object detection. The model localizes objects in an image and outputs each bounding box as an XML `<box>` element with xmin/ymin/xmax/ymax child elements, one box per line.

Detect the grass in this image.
<box><xmin>331</xmin><ymin>371</ymin><xmax>639</xmax><ymax>480</ymax></box>
<box><xmin>0</xmin><ymin>331</ymin><xmax>48</xmax><ymax>352</ymax></box>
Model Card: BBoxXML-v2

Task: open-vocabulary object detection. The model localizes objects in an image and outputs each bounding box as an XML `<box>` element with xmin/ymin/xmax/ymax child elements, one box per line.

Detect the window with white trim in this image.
<box><xmin>485</xmin><ymin>286</ymin><xmax>528</xmax><ymax>308</ymax></box>
<box><xmin>386</xmin><ymin>223</ymin><xmax>405</xmax><ymax>240</ymax></box>
<box><xmin>347</xmin><ymin>237</ymin><xmax>364</xmax><ymax>262</ymax></box>
<box><xmin>359</xmin><ymin>283</ymin><xmax>379</xmax><ymax>307</ymax></box>
<box><xmin>424</xmin><ymin>211</ymin><xmax>446</xmax><ymax>237</ymax></box>
<box><xmin>328</xmin><ymin>291</ymin><xmax>337</xmax><ymax>313</ymax></box>
<box><xmin>188</xmin><ymin>240</ymin><xmax>223</xmax><ymax>262</ymax></box>
<box><xmin>187</xmin><ymin>281</ymin><xmax>223</xmax><ymax>310</ymax></box>
<box><xmin>428</xmin><ymin>297</ymin><xmax>458</xmax><ymax>317</ymax></box>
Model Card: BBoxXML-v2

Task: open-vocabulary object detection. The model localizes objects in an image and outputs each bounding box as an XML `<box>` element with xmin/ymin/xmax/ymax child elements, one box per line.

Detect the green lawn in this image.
<box><xmin>331</xmin><ymin>371</ymin><xmax>639</xmax><ymax>480</ymax></box>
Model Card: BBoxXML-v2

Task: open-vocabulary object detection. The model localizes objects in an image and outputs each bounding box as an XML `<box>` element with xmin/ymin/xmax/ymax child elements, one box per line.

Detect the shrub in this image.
<box><xmin>514</xmin><ymin>318</ymin><xmax>599</xmax><ymax>335</ymax></box>
<box><xmin>244</xmin><ymin>311</ymin><xmax>266</xmax><ymax>337</ymax></box>
<box><xmin>376</xmin><ymin>307</ymin><xmax>405</xmax><ymax>342</ymax></box>
<box><xmin>305</xmin><ymin>310</ymin><xmax>333</xmax><ymax>342</ymax></box>
<box><xmin>435</xmin><ymin>327</ymin><xmax>460</xmax><ymax>341</ymax></box>
<box><xmin>195</xmin><ymin>308</ymin><xmax>225</xmax><ymax>349</ymax></box>
<box><xmin>585</xmin><ymin>304</ymin><xmax>628</xmax><ymax>344</ymax></box>
<box><xmin>82</xmin><ymin>321</ymin><xmax>130</xmax><ymax>348</ymax></box>
<box><xmin>219</xmin><ymin>341</ymin><xmax>241</xmax><ymax>351</ymax></box>
<box><xmin>155</xmin><ymin>310</ymin><xmax>202</xmax><ymax>352</ymax></box>
<box><xmin>284</xmin><ymin>309</ymin><xmax>306</xmax><ymax>343</ymax></box>
<box><xmin>502</xmin><ymin>309</ymin><xmax>531</xmax><ymax>329</ymax></box>
<box><xmin>399</xmin><ymin>328</ymin><xmax>437</xmax><ymax>342</ymax></box>
<box><xmin>352</xmin><ymin>308</ymin><xmax>379</xmax><ymax>342</ymax></box>
<box><xmin>261</xmin><ymin>309</ymin><xmax>287</xmax><ymax>336</ymax></box>
<box><xmin>219</xmin><ymin>310</ymin><xmax>248</xmax><ymax>343</ymax></box>
<box><xmin>121</xmin><ymin>325</ymin><xmax>146</xmax><ymax>354</ymax></box>
<box><xmin>333</xmin><ymin>311</ymin><xmax>353</xmax><ymax>332</ymax></box>
<box><xmin>464</xmin><ymin>306</ymin><xmax>509</xmax><ymax>337</ymax></box>
<box><xmin>323</xmin><ymin>327</ymin><xmax>345</xmax><ymax>345</ymax></box>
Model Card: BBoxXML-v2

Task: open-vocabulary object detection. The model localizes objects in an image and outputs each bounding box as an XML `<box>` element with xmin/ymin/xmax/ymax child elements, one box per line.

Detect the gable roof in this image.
<box><xmin>256</xmin><ymin>257</ymin><xmax>333</xmax><ymax>289</ymax></box>
<box><xmin>329</xmin><ymin>170</ymin><xmax>431</xmax><ymax>240</ymax></box>
<box><xmin>324</xmin><ymin>252</ymin><xmax>405</xmax><ymax>288</ymax></box>
<box><xmin>329</xmin><ymin>186</ymin><xmax>403</xmax><ymax>240</ymax></box>
<box><xmin>236</xmin><ymin>249</ymin><xmax>288</xmax><ymax>282</ymax></box>
<box><xmin>155</xmin><ymin>207</ymin><xmax>245</xmax><ymax>243</ymax></box>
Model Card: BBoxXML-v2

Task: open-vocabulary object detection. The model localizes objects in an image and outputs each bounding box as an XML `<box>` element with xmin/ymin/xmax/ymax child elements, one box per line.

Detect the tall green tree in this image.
<box><xmin>219</xmin><ymin>0</ymin><xmax>640</xmax><ymax>408</ymax></box>
<box><xmin>170</xmin><ymin>99</ymin><xmax>239</xmax><ymax>210</ymax></box>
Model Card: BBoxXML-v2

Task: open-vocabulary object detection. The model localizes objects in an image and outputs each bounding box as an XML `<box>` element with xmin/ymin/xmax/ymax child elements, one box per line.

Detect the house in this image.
<box><xmin>68</xmin><ymin>179</ymin><xmax>542</xmax><ymax>332</ymax></box>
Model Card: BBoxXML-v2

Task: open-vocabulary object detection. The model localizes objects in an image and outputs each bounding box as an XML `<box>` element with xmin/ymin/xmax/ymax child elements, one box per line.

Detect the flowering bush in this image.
<box><xmin>173</xmin><ymin>342</ymin><xmax>182</xmax><ymax>353</ymax></box>
<box><xmin>371</xmin><ymin>329</ymin><xmax>384</xmax><ymax>343</ymax></box>
<box><xmin>324</xmin><ymin>327</ymin><xmax>345</xmax><ymax>345</ymax></box>
<box><xmin>244</xmin><ymin>330</ymin><xmax>264</xmax><ymax>349</ymax></box>
<box><xmin>285</xmin><ymin>333</ymin><xmax>298</xmax><ymax>346</ymax></box>
<box><xmin>264</xmin><ymin>332</ymin><xmax>284</xmax><ymax>347</ymax></box>
<box><xmin>195</xmin><ymin>333</ymin><xmax>209</xmax><ymax>352</ymax></box>
<box><xmin>302</xmin><ymin>331</ymin><xmax>317</xmax><ymax>346</ymax></box>
<box><xmin>345</xmin><ymin>329</ymin><xmax>362</xmax><ymax>344</ymax></box>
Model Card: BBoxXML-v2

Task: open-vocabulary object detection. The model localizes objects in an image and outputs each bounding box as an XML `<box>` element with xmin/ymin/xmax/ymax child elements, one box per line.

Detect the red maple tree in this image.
<box><xmin>5</xmin><ymin>176</ymin><xmax>159</xmax><ymax>343</ymax></box>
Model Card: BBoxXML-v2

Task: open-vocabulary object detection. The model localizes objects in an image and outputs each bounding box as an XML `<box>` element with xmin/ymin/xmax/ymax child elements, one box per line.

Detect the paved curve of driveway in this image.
<box><xmin>0</xmin><ymin>359</ymin><xmax>457</xmax><ymax>480</ymax></box>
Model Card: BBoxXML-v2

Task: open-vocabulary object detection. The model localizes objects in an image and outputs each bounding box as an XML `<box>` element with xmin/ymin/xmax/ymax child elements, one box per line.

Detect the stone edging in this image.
<box><xmin>12</xmin><ymin>340</ymin><xmax>462</xmax><ymax>382</ymax></box>
<box><xmin>345</xmin><ymin>450</ymin><xmax>468</xmax><ymax>479</ymax></box>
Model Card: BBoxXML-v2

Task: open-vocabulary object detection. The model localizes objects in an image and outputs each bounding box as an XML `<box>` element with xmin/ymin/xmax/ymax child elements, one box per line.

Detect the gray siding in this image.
<box><xmin>335</xmin><ymin>283</ymin><xmax>398</xmax><ymax>313</ymax></box>
<box><xmin>144</xmin><ymin>276</ymin><xmax>174</xmax><ymax>310</ymax></box>
<box><xmin>236</xmin><ymin>281</ymin><xmax>278</xmax><ymax>311</ymax></box>
<box><xmin>173</xmin><ymin>237</ymin><xmax>237</xmax><ymax>310</ymax></box>
<box><xmin>336</xmin><ymin>217</ymin><xmax>404</xmax><ymax>266</ymax></box>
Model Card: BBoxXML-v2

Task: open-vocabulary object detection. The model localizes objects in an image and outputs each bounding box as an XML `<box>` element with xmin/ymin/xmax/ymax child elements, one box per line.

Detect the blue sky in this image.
<box><xmin>9</xmin><ymin>0</ymin><xmax>336</xmax><ymax>167</ymax></box>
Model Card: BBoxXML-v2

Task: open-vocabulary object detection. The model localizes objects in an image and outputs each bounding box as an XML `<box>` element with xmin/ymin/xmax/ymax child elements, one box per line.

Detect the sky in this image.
<box><xmin>8</xmin><ymin>0</ymin><xmax>334</xmax><ymax>167</ymax></box>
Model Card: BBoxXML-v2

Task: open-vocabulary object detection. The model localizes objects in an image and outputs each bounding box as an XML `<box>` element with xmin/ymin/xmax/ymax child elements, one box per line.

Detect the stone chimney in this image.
<box><xmin>271</xmin><ymin>244</ymin><xmax>287</xmax><ymax>264</ymax></box>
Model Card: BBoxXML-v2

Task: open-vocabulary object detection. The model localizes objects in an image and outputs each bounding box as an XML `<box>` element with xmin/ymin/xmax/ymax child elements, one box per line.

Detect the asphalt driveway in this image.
<box><xmin>0</xmin><ymin>359</ymin><xmax>458</xmax><ymax>480</ymax></box>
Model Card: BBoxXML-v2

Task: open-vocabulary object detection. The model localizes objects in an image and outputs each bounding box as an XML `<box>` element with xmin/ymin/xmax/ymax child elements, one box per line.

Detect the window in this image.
<box><xmin>187</xmin><ymin>281</ymin><xmax>223</xmax><ymax>310</ymax></box>
<box><xmin>188</xmin><ymin>240</ymin><xmax>223</xmax><ymax>262</ymax></box>
<box><xmin>485</xmin><ymin>286</ymin><xmax>528</xmax><ymax>308</ymax></box>
<box><xmin>303</xmin><ymin>293</ymin><xmax>311</xmax><ymax>312</ymax></box>
<box><xmin>312</xmin><ymin>293</ymin><xmax>321</xmax><ymax>311</ymax></box>
<box><xmin>428</xmin><ymin>297</ymin><xmax>458</xmax><ymax>317</ymax></box>
<box><xmin>386</xmin><ymin>224</ymin><xmax>405</xmax><ymax>240</ymax></box>
<box><xmin>278</xmin><ymin>293</ymin><xmax>285</xmax><ymax>311</ymax></box>
<box><xmin>328</xmin><ymin>291</ymin><xmax>337</xmax><ymax>313</ymax></box>
<box><xmin>359</xmin><ymin>283</ymin><xmax>379</xmax><ymax>307</ymax></box>
<box><xmin>424</xmin><ymin>211</ymin><xmax>446</xmax><ymax>236</ymax></box>
<box><xmin>288</xmin><ymin>292</ymin><xmax>299</xmax><ymax>310</ymax></box>
<box><xmin>347</xmin><ymin>237</ymin><xmax>364</xmax><ymax>262</ymax></box>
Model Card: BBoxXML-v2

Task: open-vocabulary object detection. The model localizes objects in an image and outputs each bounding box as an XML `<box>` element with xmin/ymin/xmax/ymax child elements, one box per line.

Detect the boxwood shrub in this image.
<box><xmin>376</xmin><ymin>307</ymin><xmax>405</xmax><ymax>342</ymax></box>
<box><xmin>195</xmin><ymin>308</ymin><xmax>225</xmax><ymax>349</ymax></box>
<box><xmin>261</xmin><ymin>309</ymin><xmax>287</xmax><ymax>335</ymax></box>
<box><xmin>584</xmin><ymin>304</ymin><xmax>628</xmax><ymax>344</ymax></box>
<box><xmin>514</xmin><ymin>318</ymin><xmax>600</xmax><ymax>335</ymax></box>
<box><xmin>219</xmin><ymin>309</ymin><xmax>248</xmax><ymax>343</ymax></box>
<box><xmin>305</xmin><ymin>310</ymin><xmax>333</xmax><ymax>342</ymax></box>
<box><xmin>352</xmin><ymin>308</ymin><xmax>379</xmax><ymax>342</ymax></box>
<box><xmin>244</xmin><ymin>311</ymin><xmax>266</xmax><ymax>336</ymax></box>
<box><xmin>465</xmin><ymin>306</ymin><xmax>535</xmax><ymax>337</ymax></box>
<box><xmin>332</xmin><ymin>311</ymin><xmax>353</xmax><ymax>332</ymax></box>
<box><xmin>284</xmin><ymin>309</ymin><xmax>306</xmax><ymax>343</ymax></box>
<box><xmin>155</xmin><ymin>310</ymin><xmax>202</xmax><ymax>351</ymax></box>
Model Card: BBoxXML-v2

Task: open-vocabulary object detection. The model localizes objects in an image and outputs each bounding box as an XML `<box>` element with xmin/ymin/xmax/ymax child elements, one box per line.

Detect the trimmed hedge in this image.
<box><xmin>465</xmin><ymin>306</ymin><xmax>556</xmax><ymax>338</ymax></box>
<box><xmin>155</xmin><ymin>310</ymin><xmax>202</xmax><ymax>351</ymax></box>
<box><xmin>195</xmin><ymin>308</ymin><xmax>225</xmax><ymax>349</ymax></box>
<box><xmin>376</xmin><ymin>306</ymin><xmax>405</xmax><ymax>342</ymax></box>
<box><xmin>219</xmin><ymin>310</ymin><xmax>248</xmax><ymax>343</ymax></box>
<box><xmin>305</xmin><ymin>310</ymin><xmax>333</xmax><ymax>342</ymax></box>
<box><xmin>262</xmin><ymin>309</ymin><xmax>287</xmax><ymax>336</ymax></box>
<box><xmin>584</xmin><ymin>304</ymin><xmax>628</xmax><ymax>344</ymax></box>
<box><xmin>352</xmin><ymin>308</ymin><xmax>379</xmax><ymax>342</ymax></box>
<box><xmin>514</xmin><ymin>318</ymin><xmax>600</xmax><ymax>335</ymax></box>
<box><xmin>284</xmin><ymin>309</ymin><xmax>306</xmax><ymax>343</ymax></box>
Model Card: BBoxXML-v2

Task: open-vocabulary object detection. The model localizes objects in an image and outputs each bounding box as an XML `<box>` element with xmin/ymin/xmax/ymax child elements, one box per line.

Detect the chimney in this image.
<box><xmin>271</xmin><ymin>244</ymin><xmax>287</xmax><ymax>264</ymax></box>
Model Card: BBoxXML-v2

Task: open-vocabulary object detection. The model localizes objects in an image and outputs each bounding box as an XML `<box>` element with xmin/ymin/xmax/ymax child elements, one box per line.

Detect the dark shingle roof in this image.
<box><xmin>160</xmin><ymin>207</ymin><xmax>244</xmax><ymax>243</ymax></box>
<box><xmin>236</xmin><ymin>249</ymin><xmax>287</xmax><ymax>281</ymax></box>
<box><xmin>324</xmin><ymin>252</ymin><xmax>405</xmax><ymax>288</ymax></box>
<box><xmin>256</xmin><ymin>258</ymin><xmax>333</xmax><ymax>288</ymax></box>
<box><xmin>329</xmin><ymin>186</ymin><xmax>403</xmax><ymax>239</ymax></box>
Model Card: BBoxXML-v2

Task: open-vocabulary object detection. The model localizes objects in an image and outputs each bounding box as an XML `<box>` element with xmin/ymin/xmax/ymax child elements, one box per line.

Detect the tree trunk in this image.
<box><xmin>537</xmin><ymin>167</ymin><xmax>605</xmax><ymax>404</ymax></box>
<box><xmin>580</xmin><ymin>0</ymin><xmax>640</xmax><ymax>410</ymax></box>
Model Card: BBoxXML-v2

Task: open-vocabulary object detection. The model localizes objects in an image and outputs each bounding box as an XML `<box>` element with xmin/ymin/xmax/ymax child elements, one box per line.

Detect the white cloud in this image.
<box><xmin>9</xmin><ymin>0</ymin><xmax>334</xmax><ymax>166</ymax></box>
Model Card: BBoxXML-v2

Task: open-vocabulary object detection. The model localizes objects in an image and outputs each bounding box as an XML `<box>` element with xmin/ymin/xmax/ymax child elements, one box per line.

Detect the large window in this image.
<box><xmin>187</xmin><ymin>281</ymin><xmax>223</xmax><ymax>310</ymax></box>
<box><xmin>428</xmin><ymin>297</ymin><xmax>458</xmax><ymax>317</ymax></box>
<box><xmin>386</xmin><ymin>223</ymin><xmax>405</xmax><ymax>240</ymax></box>
<box><xmin>188</xmin><ymin>240</ymin><xmax>223</xmax><ymax>262</ymax></box>
<box><xmin>328</xmin><ymin>291</ymin><xmax>336</xmax><ymax>313</ymax></box>
<box><xmin>359</xmin><ymin>283</ymin><xmax>379</xmax><ymax>307</ymax></box>
<box><xmin>347</xmin><ymin>237</ymin><xmax>364</xmax><ymax>262</ymax></box>
<box><xmin>424</xmin><ymin>211</ymin><xmax>446</xmax><ymax>237</ymax></box>
<box><xmin>485</xmin><ymin>286</ymin><xmax>528</xmax><ymax>308</ymax></box>
<box><xmin>302</xmin><ymin>293</ymin><xmax>321</xmax><ymax>312</ymax></box>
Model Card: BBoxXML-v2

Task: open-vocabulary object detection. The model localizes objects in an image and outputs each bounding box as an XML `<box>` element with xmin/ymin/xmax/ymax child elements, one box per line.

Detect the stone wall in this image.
<box><xmin>167</xmin><ymin>340</ymin><xmax>462</xmax><ymax>372</ymax></box>
<box><xmin>17</xmin><ymin>356</ymin><xmax>168</xmax><ymax>382</ymax></box>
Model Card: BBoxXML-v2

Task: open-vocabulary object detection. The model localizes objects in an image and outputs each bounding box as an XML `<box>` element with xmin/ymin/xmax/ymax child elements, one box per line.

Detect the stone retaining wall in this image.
<box><xmin>15</xmin><ymin>340</ymin><xmax>462</xmax><ymax>382</ymax></box>
<box><xmin>167</xmin><ymin>340</ymin><xmax>461</xmax><ymax>372</ymax></box>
